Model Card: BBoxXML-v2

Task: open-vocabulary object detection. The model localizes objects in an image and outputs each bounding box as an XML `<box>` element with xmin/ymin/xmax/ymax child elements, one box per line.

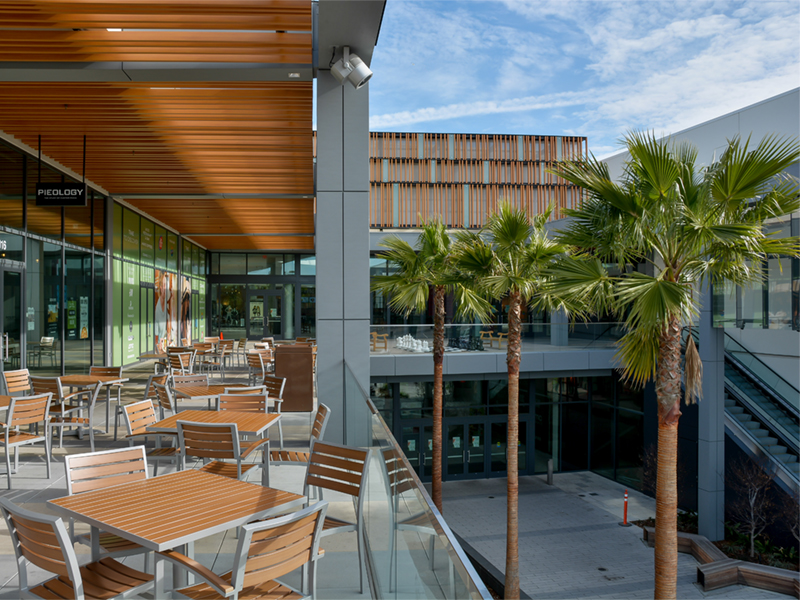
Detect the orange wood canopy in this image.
<box><xmin>0</xmin><ymin>1</ymin><xmax>315</xmax><ymax>250</ymax></box>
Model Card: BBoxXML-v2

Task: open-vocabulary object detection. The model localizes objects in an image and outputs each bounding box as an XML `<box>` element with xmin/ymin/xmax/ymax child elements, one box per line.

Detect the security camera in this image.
<box><xmin>331</xmin><ymin>46</ymin><xmax>373</xmax><ymax>90</ymax></box>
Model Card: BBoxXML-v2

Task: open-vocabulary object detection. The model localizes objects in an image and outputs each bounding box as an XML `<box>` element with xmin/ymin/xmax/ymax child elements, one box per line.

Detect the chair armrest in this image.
<box><xmin>240</xmin><ymin>436</ymin><xmax>271</xmax><ymax>459</ymax></box>
<box><xmin>156</xmin><ymin>550</ymin><xmax>235</xmax><ymax>596</ymax></box>
<box><xmin>61</xmin><ymin>390</ymin><xmax>88</xmax><ymax>402</ymax></box>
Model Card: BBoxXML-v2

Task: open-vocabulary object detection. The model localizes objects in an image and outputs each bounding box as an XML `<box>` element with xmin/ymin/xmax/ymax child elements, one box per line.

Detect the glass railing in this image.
<box><xmin>344</xmin><ymin>364</ymin><xmax>492</xmax><ymax>599</ymax></box>
<box><xmin>369</xmin><ymin>322</ymin><xmax>625</xmax><ymax>353</ymax></box>
<box><xmin>723</xmin><ymin>332</ymin><xmax>800</xmax><ymax>415</ymax></box>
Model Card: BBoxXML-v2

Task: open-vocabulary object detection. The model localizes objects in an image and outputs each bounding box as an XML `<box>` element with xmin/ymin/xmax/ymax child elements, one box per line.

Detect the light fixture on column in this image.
<box><xmin>330</xmin><ymin>46</ymin><xmax>372</xmax><ymax>89</ymax></box>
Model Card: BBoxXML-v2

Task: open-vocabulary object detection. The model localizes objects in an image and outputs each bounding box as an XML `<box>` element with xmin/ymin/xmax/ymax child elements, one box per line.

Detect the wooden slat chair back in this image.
<box><xmin>236</xmin><ymin>338</ymin><xmax>248</xmax><ymax>366</ymax></box>
<box><xmin>156</xmin><ymin>502</ymin><xmax>328</xmax><ymax>600</ymax></box>
<box><xmin>64</xmin><ymin>446</ymin><xmax>148</xmax><ymax>496</ymax></box>
<box><xmin>203</xmin><ymin>336</ymin><xmax>219</xmax><ymax>344</ymax></box>
<box><xmin>3</xmin><ymin>393</ymin><xmax>52</xmax><ymax>489</ymax></box>
<box><xmin>303</xmin><ymin>440</ymin><xmax>371</xmax><ymax>593</ymax></box>
<box><xmin>89</xmin><ymin>365</ymin><xmax>123</xmax><ymax>434</ymax></box>
<box><xmin>172</xmin><ymin>373</ymin><xmax>208</xmax><ymax>388</ymax></box>
<box><xmin>217</xmin><ymin>393</ymin><xmax>268</xmax><ymax>413</ymax></box>
<box><xmin>0</xmin><ymin>498</ymin><xmax>153</xmax><ymax>600</ymax></box>
<box><xmin>2</xmin><ymin>368</ymin><xmax>31</xmax><ymax>396</ymax></box>
<box><xmin>270</xmin><ymin>403</ymin><xmax>330</xmax><ymax>466</ymax></box>
<box><xmin>144</xmin><ymin>374</ymin><xmax>169</xmax><ymax>402</ymax></box>
<box><xmin>223</xmin><ymin>386</ymin><xmax>266</xmax><ymax>394</ymax></box>
<box><xmin>29</xmin><ymin>375</ymin><xmax>63</xmax><ymax>399</ymax></box>
<box><xmin>123</xmin><ymin>400</ymin><xmax>178</xmax><ymax>477</ymax></box>
<box><xmin>153</xmin><ymin>382</ymin><xmax>177</xmax><ymax>419</ymax></box>
<box><xmin>205</xmin><ymin>344</ymin><xmax>228</xmax><ymax>379</ymax></box>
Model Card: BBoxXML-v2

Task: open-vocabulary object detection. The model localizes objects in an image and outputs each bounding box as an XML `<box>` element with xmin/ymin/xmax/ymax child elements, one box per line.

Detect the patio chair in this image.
<box><xmin>1</xmin><ymin>393</ymin><xmax>52</xmax><ymax>489</ymax></box>
<box><xmin>153</xmin><ymin>382</ymin><xmax>178</xmax><ymax>419</ymax></box>
<box><xmin>261</xmin><ymin>375</ymin><xmax>286</xmax><ymax>450</ymax></box>
<box><xmin>38</xmin><ymin>336</ymin><xmax>57</xmax><ymax>367</ymax></box>
<box><xmin>122</xmin><ymin>400</ymin><xmax>179</xmax><ymax>476</ymax></box>
<box><xmin>64</xmin><ymin>446</ymin><xmax>156</xmax><ymax>562</ymax></box>
<box><xmin>49</xmin><ymin>382</ymin><xmax>104</xmax><ymax>454</ymax></box>
<box><xmin>192</xmin><ymin>342</ymin><xmax>213</xmax><ymax>373</ymax></box>
<box><xmin>370</xmin><ymin>331</ymin><xmax>389</xmax><ymax>352</ymax></box>
<box><xmin>30</xmin><ymin>376</ymin><xmax>88</xmax><ymax>442</ymax></box>
<box><xmin>1</xmin><ymin>368</ymin><xmax>32</xmax><ymax>396</ymax></box>
<box><xmin>217</xmin><ymin>392</ymin><xmax>268</xmax><ymax>413</ymax></box>
<box><xmin>88</xmin><ymin>365</ymin><xmax>123</xmax><ymax>433</ymax></box>
<box><xmin>172</xmin><ymin>373</ymin><xmax>211</xmax><ymax>409</ymax></box>
<box><xmin>303</xmin><ymin>440</ymin><xmax>371</xmax><ymax>594</ymax></box>
<box><xmin>245</xmin><ymin>351</ymin><xmax>267</xmax><ymax>386</ymax></box>
<box><xmin>236</xmin><ymin>338</ymin><xmax>248</xmax><ymax>366</ymax></box>
<box><xmin>204</xmin><ymin>336</ymin><xmax>220</xmax><ymax>344</ymax></box>
<box><xmin>205</xmin><ymin>344</ymin><xmax>228</xmax><ymax>380</ymax></box>
<box><xmin>177</xmin><ymin>420</ymin><xmax>271</xmax><ymax>484</ymax></box>
<box><xmin>168</xmin><ymin>351</ymin><xmax>194</xmax><ymax>376</ymax></box>
<box><xmin>113</xmin><ymin>373</ymin><xmax>168</xmax><ymax>441</ymax></box>
<box><xmin>0</xmin><ymin>497</ymin><xmax>153</xmax><ymax>600</ymax></box>
<box><xmin>270</xmin><ymin>403</ymin><xmax>330</xmax><ymax>467</ymax></box>
<box><xmin>156</xmin><ymin>502</ymin><xmax>328</xmax><ymax>600</ymax></box>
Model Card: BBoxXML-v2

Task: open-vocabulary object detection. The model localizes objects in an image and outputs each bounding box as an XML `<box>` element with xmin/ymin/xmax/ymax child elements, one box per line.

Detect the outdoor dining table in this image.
<box><xmin>48</xmin><ymin>469</ymin><xmax>305</xmax><ymax>590</ymax></box>
<box><xmin>148</xmin><ymin>410</ymin><xmax>280</xmax><ymax>486</ymax></box>
<box><xmin>172</xmin><ymin>382</ymin><xmax>246</xmax><ymax>405</ymax></box>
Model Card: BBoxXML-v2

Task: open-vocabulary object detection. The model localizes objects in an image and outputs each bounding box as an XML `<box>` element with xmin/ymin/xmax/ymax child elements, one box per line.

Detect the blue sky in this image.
<box><xmin>367</xmin><ymin>0</ymin><xmax>800</xmax><ymax>157</ymax></box>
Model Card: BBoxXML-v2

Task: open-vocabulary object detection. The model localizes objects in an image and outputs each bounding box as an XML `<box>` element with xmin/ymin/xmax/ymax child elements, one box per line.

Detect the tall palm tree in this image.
<box><xmin>371</xmin><ymin>220</ymin><xmax>453</xmax><ymax>512</ymax></box>
<box><xmin>548</xmin><ymin>132</ymin><xmax>800</xmax><ymax>600</ymax></box>
<box><xmin>451</xmin><ymin>203</ymin><xmax>566</xmax><ymax>600</ymax></box>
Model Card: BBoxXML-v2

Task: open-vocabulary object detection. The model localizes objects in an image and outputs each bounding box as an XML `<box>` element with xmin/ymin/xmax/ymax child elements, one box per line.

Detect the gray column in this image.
<box><xmin>698</xmin><ymin>281</ymin><xmax>725</xmax><ymax>540</ymax></box>
<box><xmin>315</xmin><ymin>70</ymin><xmax>371</xmax><ymax>445</ymax></box>
<box><xmin>551</xmin><ymin>308</ymin><xmax>569</xmax><ymax>346</ymax></box>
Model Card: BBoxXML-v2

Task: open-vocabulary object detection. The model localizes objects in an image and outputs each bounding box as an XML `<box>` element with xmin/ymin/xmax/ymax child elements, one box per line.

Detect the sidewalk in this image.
<box><xmin>441</xmin><ymin>472</ymin><xmax>792</xmax><ymax>599</ymax></box>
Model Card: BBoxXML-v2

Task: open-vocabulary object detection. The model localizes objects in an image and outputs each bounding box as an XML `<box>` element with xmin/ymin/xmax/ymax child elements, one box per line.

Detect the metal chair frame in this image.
<box><xmin>1</xmin><ymin>393</ymin><xmax>52</xmax><ymax>489</ymax></box>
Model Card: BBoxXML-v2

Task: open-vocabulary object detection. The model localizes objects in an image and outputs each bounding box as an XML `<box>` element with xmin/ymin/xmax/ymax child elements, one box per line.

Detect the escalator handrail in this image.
<box><xmin>723</xmin><ymin>332</ymin><xmax>800</xmax><ymax>410</ymax></box>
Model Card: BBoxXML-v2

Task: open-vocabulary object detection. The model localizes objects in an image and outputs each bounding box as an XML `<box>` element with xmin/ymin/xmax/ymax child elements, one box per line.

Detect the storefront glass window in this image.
<box><xmin>64</xmin><ymin>249</ymin><xmax>92</xmax><ymax>373</ymax></box>
<box><xmin>26</xmin><ymin>239</ymin><xmax>62</xmax><ymax>375</ymax></box>
<box><xmin>300</xmin><ymin>255</ymin><xmax>315</xmax><ymax>276</ymax></box>
<box><xmin>300</xmin><ymin>284</ymin><xmax>316</xmax><ymax>337</ymax></box>
<box><xmin>220</xmin><ymin>253</ymin><xmax>246</xmax><ymax>275</ymax></box>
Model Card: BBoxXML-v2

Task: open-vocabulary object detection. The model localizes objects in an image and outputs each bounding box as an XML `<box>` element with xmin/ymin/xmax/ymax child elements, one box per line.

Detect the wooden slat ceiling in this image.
<box><xmin>0</xmin><ymin>1</ymin><xmax>315</xmax><ymax>252</ymax></box>
<box><xmin>0</xmin><ymin>0</ymin><xmax>312</xmax><ymax>62</ymax></box>
<box><xmin>187</xmin><ymin>235</ymin><xmax>314</xmax><ymax>251</ymax></box>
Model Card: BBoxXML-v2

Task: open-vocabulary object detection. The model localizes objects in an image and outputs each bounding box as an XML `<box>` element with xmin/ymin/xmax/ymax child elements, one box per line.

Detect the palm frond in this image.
<box><xmin>615</xmin><ymin>325</ymin><xmax>660</xmax><ymax>388</ymax></box>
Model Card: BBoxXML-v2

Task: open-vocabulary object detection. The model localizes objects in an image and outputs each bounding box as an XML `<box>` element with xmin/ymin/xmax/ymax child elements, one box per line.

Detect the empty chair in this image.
<box><xmin>122</xmin><ymin>400</ymin><xmax>179</xmax><ymax>476</ymax></box>
<box><xmin>49</xmin><ymin>382</ymin><xmax>103</xmax><ymax>453</ymax></box>
<box><xmin>38</xmin><ymin>336</ymin><xmax>57</xmax><ymax>367</ymax></box>
<box><xmin>168</xmin><ymin>351</ymin><xmax>193</xmax><ymax>376</ymax></box>
<box><xmin>203</xmin><ymin>336</ymin><xmax>219</xmax><ymax>344</ymax></box>
<box><xmin>270</xmin><ymin>403</ymin><xmax>330</xmax><ymax>467</ymax></box>
<box><xmin>156</xmin><ymin>502</ymin><xmax>328</xmax><ymax>600</ymax></box>
<box><xmin>303</xmin><ymin>440</ymin><xmax>371</xmax><ymax>594</ymax></box>
<box><xmin>177</xmin><ymin>420</ymin><xmax>271</xmax><ymax>484</ymax></box>
<box><xmin>1</xmin><ymin>368</ymin><xmax>32</xmax><ymax>397</ymax></box>
<box><xmin>192</xmin><ymin>342</ymin><xmax>213</xmax><ymax>373</ymax></box>
<box><xmin>30</xmin><ymin>376</ymin><xmax>88</xmax><ymax>444</ymax></box>
<box><xmin>1</xmin><ymin>394</ymin><xmax>52</xmax><ymax>489</ymax></box>
<box><xmin>172</xmin><ymin>373</ymin><xmax>211</xmax><ymax>409</ymax></box>
<box><xmin>236</xmin><ymin>338</ymin><xmax>248</xmax><ymax>366</ymax></box>
<box><xmin>0</xmin><ymin>497</ymin><xmax>153</xmax><ymax>600</ymax></box>
<box><xmin>153</xmin><ymin>382</ymin><xmax>177</xmax><ymax>419</ymax></box>
<box><xmin>261</xmin><ymin>375</ymin><xmax>286</xmax><ymax>450</ymax></box>
<box><xmin>63</xmin><ymin>447</ymin><xmax>155</xmax><ymax>561</ymax></box>
<box><xmin>114</xmin><ymin>373</ymin><xmax>168</xmax><ymax>441</ymax></box>
<box><xmin>205</xmin><ymin>344</ymin><xmax>228</xmax><ymax>380</ymax></box>
<box><xmin>88</xmin><ymin>365</ymin><xmax>123</xmax><ymax>433</ymax></box>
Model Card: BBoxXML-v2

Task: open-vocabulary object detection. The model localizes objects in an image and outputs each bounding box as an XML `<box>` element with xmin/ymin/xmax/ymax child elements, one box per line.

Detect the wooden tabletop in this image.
<box><xmin>49</xmin><ymin>470</ymin><xmax>304</xmax><ymax>552</ymax></box>
<box><xmin>148</xmin><ymin>410</ymin><xmax>279</xmax><ymax>437</ymax></box>
<box><xmin>173</xmin><ymin>384</ymin><xmax>244</xmax><ymax>401</ymax></box>
<box><xmin>59</xmin><ymin>374</ymin><xmax>129</xmax><ymax>387</ymax></box>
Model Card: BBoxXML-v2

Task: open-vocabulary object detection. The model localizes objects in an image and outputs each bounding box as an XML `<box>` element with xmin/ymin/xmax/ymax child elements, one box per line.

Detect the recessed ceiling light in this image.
<box><xmin>107</xmin><ymin>28</ymin><xmax>123</xmax><ymax>32</ymax></box>
<box><xmin>288</xmin><ymin>72</ymin><xmax>301</xmax><ymax>78</ymax></box>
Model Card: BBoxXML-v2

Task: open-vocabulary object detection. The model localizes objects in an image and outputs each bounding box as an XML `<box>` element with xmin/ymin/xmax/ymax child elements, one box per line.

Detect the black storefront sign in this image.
<box><xmin>36</xmin><ymin>182</ymin><xmax>87</xmax><ymax>207</ymax></box>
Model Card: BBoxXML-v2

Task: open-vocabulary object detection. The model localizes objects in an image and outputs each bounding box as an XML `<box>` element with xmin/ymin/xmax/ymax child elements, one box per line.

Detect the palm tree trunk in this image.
<box><xmin>654</xmin><ymin>315</ymin><xmax>683</xmax><ymax>600</ymax></box>
<box><xmin>505</xmin><ymin>291</ymin><xmax>522</xmax><ymax>599</ymax></box>
<box><xmin>432</xmin><ymin>285</ymin><xmax>445</xmax><ymax>513</ymax></box>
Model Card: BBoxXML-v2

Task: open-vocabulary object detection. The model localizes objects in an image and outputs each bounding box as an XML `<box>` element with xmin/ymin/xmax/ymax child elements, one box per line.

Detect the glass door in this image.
<box><xmin>446</xmin><ymin>422</ymin><xmax>487</xmax><ymax>479</ymax></box>
<box><xmin>0</xmin><ymin>267</ymin><xmax>23</xmax><ymax>377</ymax></box>
<box><xmin>246</xmin><ymin>290</ymin><xmax>283</xmax><ymax>340</ymax></box>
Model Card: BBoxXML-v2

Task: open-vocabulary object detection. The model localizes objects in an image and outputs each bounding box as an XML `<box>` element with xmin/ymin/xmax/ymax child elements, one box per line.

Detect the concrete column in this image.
<box><xmin>315</xmin><ymin>70</ymin><xmax>371</xmax><ymax>446</ymax></box>
<box><xmin>698</xmin><ymin>281</ymin><xmax>725</xmax><ymax>540</ymax></box>
<box><xmin>551</xmin><ymin>308</ymin><xmax>569</xmax><ymax>346</ymax></box>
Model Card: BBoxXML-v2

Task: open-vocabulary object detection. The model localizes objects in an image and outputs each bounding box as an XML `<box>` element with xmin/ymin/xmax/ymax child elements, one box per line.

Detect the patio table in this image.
<box><xmin>49</xmin><ymin>469</ymin><xmax>304</xmax><ymax>588</ymax></box>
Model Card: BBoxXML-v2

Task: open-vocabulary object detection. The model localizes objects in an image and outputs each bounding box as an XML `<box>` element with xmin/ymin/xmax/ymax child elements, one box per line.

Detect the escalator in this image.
<box><xmin>686</xmin><ymin>329</ymin><xmax>799</xmax><ymax>492</ymax></box>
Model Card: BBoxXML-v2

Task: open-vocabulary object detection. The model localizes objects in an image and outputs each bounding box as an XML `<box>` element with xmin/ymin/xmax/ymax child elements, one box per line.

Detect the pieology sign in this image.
<box><xmin>36</xmin><ymin>182</ymin><xmax>87</xmax><ymax>207</ymax></box>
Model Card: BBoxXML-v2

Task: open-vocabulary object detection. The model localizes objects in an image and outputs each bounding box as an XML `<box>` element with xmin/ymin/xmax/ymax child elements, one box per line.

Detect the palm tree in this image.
<box><xmin>371</xmin><ymin>220</ymin><xmax>453</xmax><ymax>512</ymax></box>
<box><xmin>451</xmin><ymin>203</ymin><xmax>566</xmax><ymax>600</ymax></box>
<box><xmin>548</xmin><ymin>132</ymin><xmax>800</xmax><ymax>600</ymax></box>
